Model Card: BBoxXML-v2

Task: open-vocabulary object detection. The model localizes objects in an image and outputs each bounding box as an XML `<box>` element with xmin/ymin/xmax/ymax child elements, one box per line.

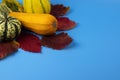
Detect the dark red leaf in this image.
<box><xmin>41</xmin><ymin>32</ymin><xmax>73</xmax><ymax>50</ymax></box>
<box><xmin>57</xmin><ymin>17</ymin><xmax>76</xmax><ymax>30</ymax></box>
<box><xmin>50</xmin><ymin>4</ymin><xmax>70</xmax><ymax>17</ymax></box>
<box><xmin>16</xmin><ymin>32</ymin><xmax>41</xmax><ymax>53</ymax></box>
<box><xmin>0</xmin><ymin>41</ymin><xmax>19</xmax><ymax>59</ymax></box>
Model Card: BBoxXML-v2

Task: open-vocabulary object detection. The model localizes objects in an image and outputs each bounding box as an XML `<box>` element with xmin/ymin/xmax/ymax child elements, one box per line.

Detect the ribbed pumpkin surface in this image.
<box><xmin>23</xmin><ymin>0</ymin><xmax>51</xmax><ymax>14</ymax></box>
<box><xmin>0</xmin><ymin>12</ymin><xmax>21</xmax><ymax>41</ymax></box>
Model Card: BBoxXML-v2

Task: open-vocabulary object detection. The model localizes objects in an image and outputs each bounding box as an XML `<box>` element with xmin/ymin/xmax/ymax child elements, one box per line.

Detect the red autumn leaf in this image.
<box><xmin>41</xmin><ymin>32</ymin><xmax>73</xmax><ymax>50</ymax></box>
<box><xmin>0</xmin><ymin>41</ymin><xmax>19</xmax><ymax>59</ymax></box>
<box><xmin>16</xmin><ymin>32</ymin><xmax>41</xmax><ymax>53</ymax></box>
<box><xmin>57</xmin><ymin>17</ymin><xmax>76</xmax><ymax>30</ymax></box>
<box><xmin>50</xmin><ymin>4</ymin><xmax>70</xmax><ymax>17</ymax></box>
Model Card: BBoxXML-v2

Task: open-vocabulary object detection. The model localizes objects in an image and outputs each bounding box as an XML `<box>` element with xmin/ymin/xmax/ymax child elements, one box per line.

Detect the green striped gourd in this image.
<box><xmin>23</xmin><ymin>0</ymin><xmax>51</xmax><ymax>13</ymax></box>
<box><xmin>0</xmin><ymin>4</ymin><xmax>21</xmax><ymax>42</ymax></box>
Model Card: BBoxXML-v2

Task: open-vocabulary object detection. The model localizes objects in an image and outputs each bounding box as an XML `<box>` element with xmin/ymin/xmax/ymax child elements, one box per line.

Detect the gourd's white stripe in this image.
<box><xmin>12</xmin><ymin>23</ymin><xmax>19</xmax><ymax>38</ymax></box>
<box><xmin>3</xmin><ymin>19</ymin><xmax>8</xmax><ymax>40</ymax></box>
<box><xmin>0</xmin><ymin>20</ymin><xmax>4</xmax><ymax>24</ymax></box>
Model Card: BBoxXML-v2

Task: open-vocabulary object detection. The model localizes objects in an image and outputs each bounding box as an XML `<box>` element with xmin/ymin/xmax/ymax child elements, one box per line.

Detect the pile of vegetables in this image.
<box><xmin>0</xmin><ymin>0</ymin><xmax>76</xmax><ymax>59</ymax></box>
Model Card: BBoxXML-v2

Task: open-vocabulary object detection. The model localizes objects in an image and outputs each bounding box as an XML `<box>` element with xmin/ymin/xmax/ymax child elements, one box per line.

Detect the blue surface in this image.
<box><xmin>0</xmin><ymin>0</ymin><xmax>120</xmax><ymax>80</ymax></box>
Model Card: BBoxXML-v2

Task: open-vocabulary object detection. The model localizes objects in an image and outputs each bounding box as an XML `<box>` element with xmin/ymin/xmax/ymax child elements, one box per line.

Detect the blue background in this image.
<box><xmin>0</xmin><ymin>0</ymin><xmax>120</xmax><ymax>80</ymax></box>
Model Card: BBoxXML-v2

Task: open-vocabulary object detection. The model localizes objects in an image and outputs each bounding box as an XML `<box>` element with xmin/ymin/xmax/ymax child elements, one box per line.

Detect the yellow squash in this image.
<box><xmin>9</xmin><ymin>12</ymin><xmax>57</xmax><ymax>35</ymax></box>
<box><xmin>23</xmin><ymin>0</ymin><xmax>51</xmax><ymax>13</ymax></box>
